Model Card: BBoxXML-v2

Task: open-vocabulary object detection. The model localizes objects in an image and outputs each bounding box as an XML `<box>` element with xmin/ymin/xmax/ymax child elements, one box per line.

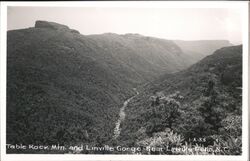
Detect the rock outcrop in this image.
<box><xmin>35</xmin><ymin>20</ymin><xmax>80</xmax><ymax>34</ymax></box>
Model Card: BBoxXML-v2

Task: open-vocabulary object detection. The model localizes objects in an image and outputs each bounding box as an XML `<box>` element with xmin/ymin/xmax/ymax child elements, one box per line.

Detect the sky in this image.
<box><xmin>7</xmin><ymin>7</ymin><xmax>242</xmax><ymax>44</ymax></box>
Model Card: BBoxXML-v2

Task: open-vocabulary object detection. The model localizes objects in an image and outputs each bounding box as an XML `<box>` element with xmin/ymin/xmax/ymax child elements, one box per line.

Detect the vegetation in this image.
<box><xmin>6</xmin><ymin>21</ymin><xmax>242</xmax><ymax>155</ymax></box>
<box><xmin>120</xmin><ymin>45</ymin><xmax>242</xmax><ymax>155</ymax></box>
<box><xmin>7</xmin><ymin>21</ymin><xmax>192</xmax><ymax>153</ymax></box>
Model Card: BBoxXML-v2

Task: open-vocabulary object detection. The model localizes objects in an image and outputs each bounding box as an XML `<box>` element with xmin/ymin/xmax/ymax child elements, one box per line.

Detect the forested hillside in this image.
<box><xmin>7</xmin><ymin>21</ymin><xmax>191</xmax><ymax>153</ymax></box>
<box><xmin>6</xmin><ymin>21</ymin><xmax>240</xmax><ymax>154</ymax></box>
<box><xmin>120</xmin><ymin>45</ymin><xmax>242</xmax><ymax>155</ymax></box>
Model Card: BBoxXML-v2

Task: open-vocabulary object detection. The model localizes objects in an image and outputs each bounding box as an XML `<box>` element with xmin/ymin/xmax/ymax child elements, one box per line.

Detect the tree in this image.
<box><xmin>198</xmin><ymin>79</ymin><xmax>224</xmax><ymax>134</ymax></box>
<box><xmin>146</xmin><ymin>91</ymin><xmax>183</xmax><ymax>135</ymax></box>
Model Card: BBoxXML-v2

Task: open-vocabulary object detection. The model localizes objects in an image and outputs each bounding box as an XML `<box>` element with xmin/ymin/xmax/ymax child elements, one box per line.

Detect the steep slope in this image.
<box><xmin>121</xmin><ymin>45</ymin><xmax>242</xmax><ymax>155</ymax></box>
<box><xmin>7</xmin><ymin>22</ymin><xmax>135</xmax><ymax>152</ymax></box>
<box><xmin>7</xmin><ymin>20</ymin><xmax>191</xmax><ymax>153</ymax></box>
<box><xmin>174</xmin><ymin>40</ymin><xmax>233</xmax><ymax>63</ymax></box>
<box><xmin>87</xmin><ymin>33</ymin><xmax>191</xmax><ymax>74</ymax></box>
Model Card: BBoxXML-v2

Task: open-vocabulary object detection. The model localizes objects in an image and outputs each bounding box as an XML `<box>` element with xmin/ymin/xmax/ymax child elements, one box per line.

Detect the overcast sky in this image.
<box><xmin>7</xmin><ymin>7</ymin><xmax>242</xmax><ymax>44</ymax></box>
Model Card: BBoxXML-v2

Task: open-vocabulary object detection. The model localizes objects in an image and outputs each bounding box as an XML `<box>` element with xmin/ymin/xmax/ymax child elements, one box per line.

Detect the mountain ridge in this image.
<box><xmin>7</xmin><ymin>21</ymin><xmax>190</xmax><ymax>152</ymax></box>
<box><xmin>174</xmin><ymin>40</ymin><xmax>234</xmax><ymax>63</ymax></box>
<box><xmin>6</xmin><ymin>20</ymin><xmax>238</xmax><ymax>154</ymax></box>
<box><xmin>9</xmin><ymin>20</ymin><xmax>233</xmax><ymax>66</ymax></box>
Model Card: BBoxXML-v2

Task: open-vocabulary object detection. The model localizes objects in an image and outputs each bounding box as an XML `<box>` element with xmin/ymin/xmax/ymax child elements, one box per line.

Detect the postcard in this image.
<box><xmin>0</xmin><ymin>1</ymin><xmax>249</xmax><ymax>161</ymax></box>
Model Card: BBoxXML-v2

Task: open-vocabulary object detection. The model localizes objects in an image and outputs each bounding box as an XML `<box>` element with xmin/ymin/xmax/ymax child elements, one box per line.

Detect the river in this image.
<box><xmin>113</xmin><ymin>88</ymin><xmax>139</xmax><ymax>139</ymax></box>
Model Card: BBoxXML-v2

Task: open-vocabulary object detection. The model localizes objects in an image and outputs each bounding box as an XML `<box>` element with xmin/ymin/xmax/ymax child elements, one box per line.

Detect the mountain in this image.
<box><xmin>7</xmin><ymin>20</ymin><xmax>238</xmax><ymax>154</ymax></box>
<box><xmin>87</xmin><ymin>33</ymin><xmax>191</xmax><ymax>74</ymax></box>
<box><xmin>7</xmin><ymin>21</ymin><xmax>133</xmax><ymax>152</ymax></box>
<box><xmin>120</xmin><ymin>45</ymin><xmax>242</xmax><ymax>154</ymax></box>
<box><xmin>6</xmin><ymin>20</ymin><xmax>192</xmax><ymax>153</ymax></box>
<box><xmin>174</xmin><ymin>40</ymin><xmax>233</xmax><ymax>63</ymax></box>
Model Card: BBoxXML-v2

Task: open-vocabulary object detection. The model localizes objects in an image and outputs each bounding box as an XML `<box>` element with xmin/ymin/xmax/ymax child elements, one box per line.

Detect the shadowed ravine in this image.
<box><xmin>113</xmin><ymin>88</ymin><xmax>139</xmax><ymax>139</ymax></box>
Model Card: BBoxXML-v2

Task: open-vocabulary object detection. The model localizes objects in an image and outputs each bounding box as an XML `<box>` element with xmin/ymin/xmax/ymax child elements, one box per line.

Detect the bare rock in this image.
<box><xmin>35</xmin><ymin>20</ymin><xmax>80</xmax><ymax>34</ymax></box>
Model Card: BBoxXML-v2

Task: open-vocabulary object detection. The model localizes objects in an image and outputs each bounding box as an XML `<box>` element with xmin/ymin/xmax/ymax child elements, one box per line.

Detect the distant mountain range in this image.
<box><xmin>174</xmin><ymin>40</ymin><xmax>233</xmax><ymax>63</ymax></box>
<box><xmin>6</xmin><ymin>21</ymin><xmax>238</xmax><ymax>153</ymax></box>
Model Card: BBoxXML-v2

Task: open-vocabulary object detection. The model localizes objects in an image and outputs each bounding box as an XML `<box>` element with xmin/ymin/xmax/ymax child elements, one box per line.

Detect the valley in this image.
<box><xmin>113</xmin><ymin>88</ymin><xmax>139</xmax><ymax>139</ymax></box>
<box><xmin>6</xmin><ymin>21</ymin><xmax>241</xmax><ymax>155</ymax></box>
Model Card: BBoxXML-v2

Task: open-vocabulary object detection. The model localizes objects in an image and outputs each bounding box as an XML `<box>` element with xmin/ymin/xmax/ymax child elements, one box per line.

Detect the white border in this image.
<box><xmin>0</xmin><ymin>1</ymin><xmax>248</xmax><ymax>161</ymax></box>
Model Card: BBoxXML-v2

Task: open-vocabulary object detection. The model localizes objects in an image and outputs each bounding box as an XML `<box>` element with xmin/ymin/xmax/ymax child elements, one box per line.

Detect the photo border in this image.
<box><xmin>0</xmin><ymin>1</ymin><xmax>249</xmax><ymax>161</ymax></box>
